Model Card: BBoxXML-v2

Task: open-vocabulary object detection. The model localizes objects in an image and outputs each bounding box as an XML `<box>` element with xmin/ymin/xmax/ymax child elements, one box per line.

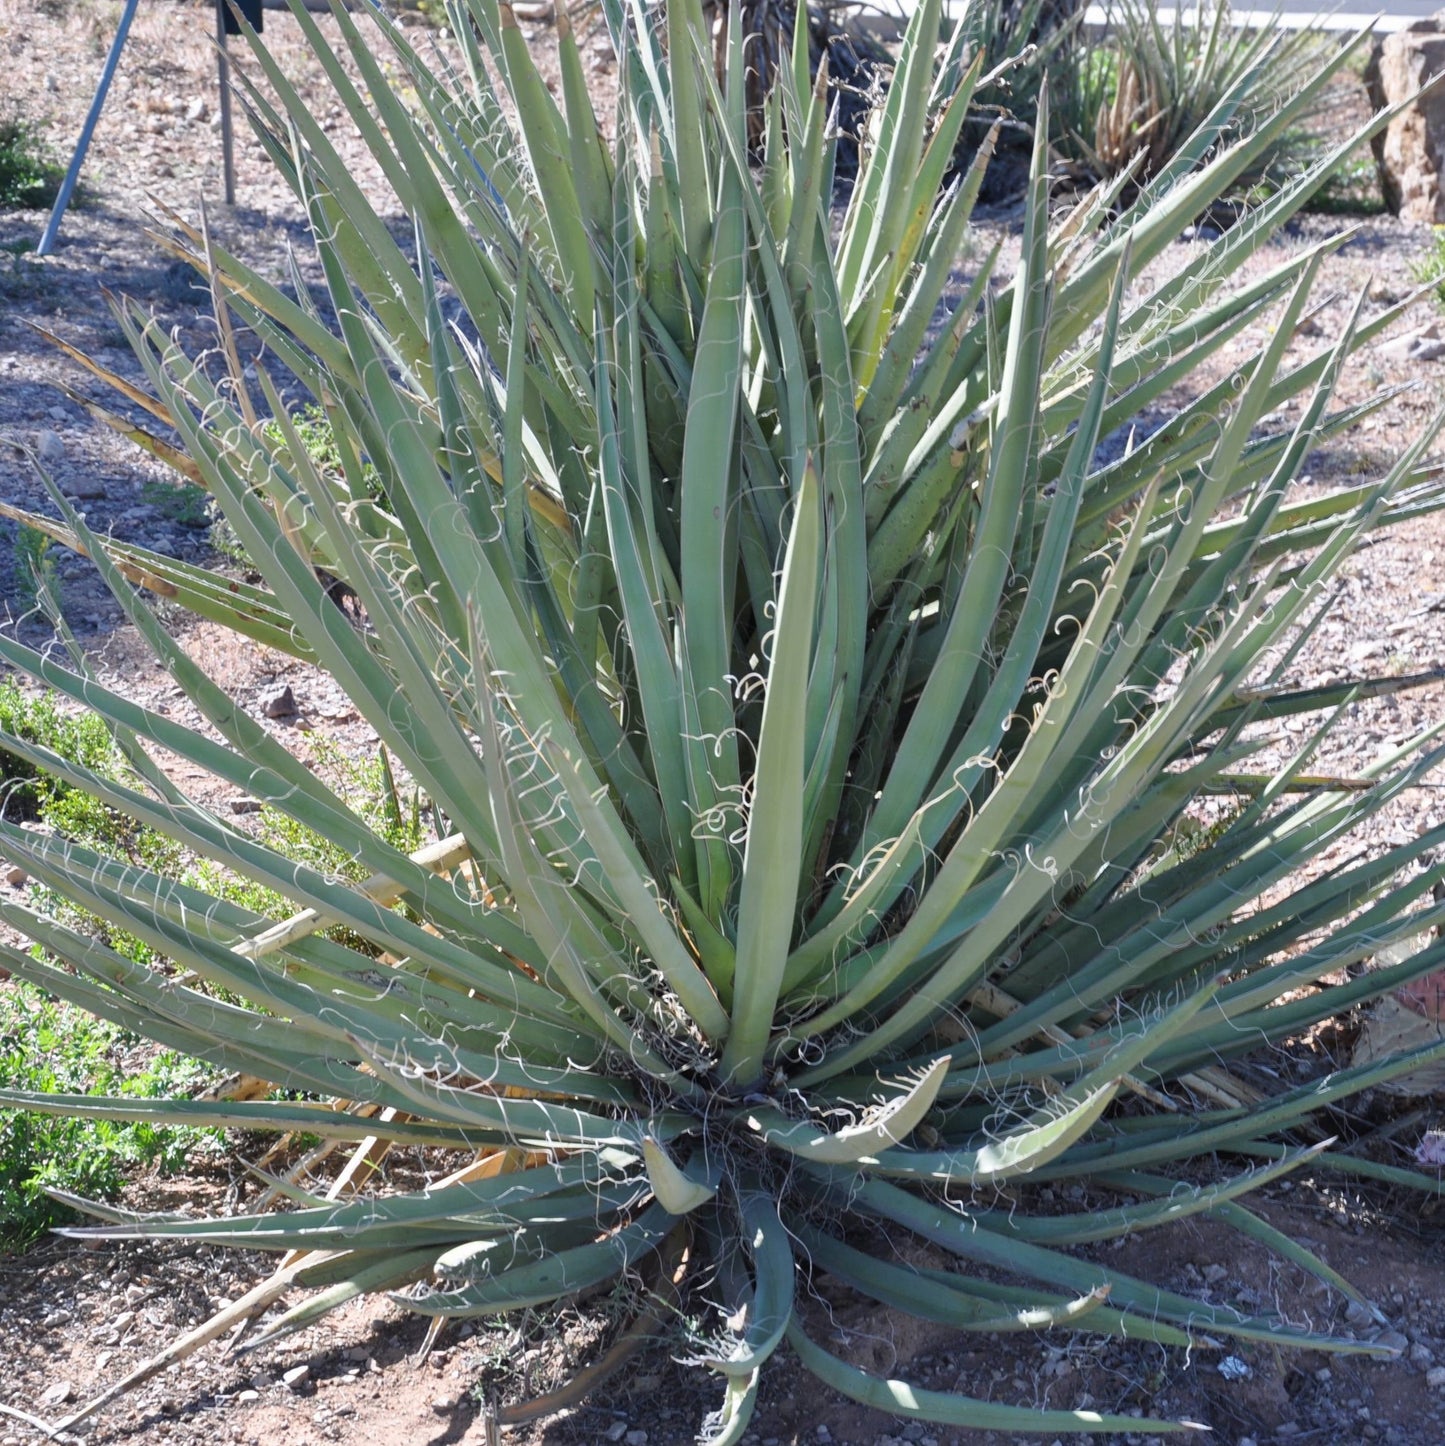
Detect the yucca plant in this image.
<box><xmin>1053</xmin><ymin>0</ymin><xmax>1329</xmax><ymax>192</ymax></box>
<box><xmin>3</xmin><ymin>0</ymin><xmax>1445</xmax><ymax>1438</ymax></box>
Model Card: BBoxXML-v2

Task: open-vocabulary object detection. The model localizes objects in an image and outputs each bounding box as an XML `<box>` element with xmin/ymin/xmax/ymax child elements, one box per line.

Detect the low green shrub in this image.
<box><xmin>0</xmin><ymin>981</ymin><xmax>213</xmax><ymax>1245</ymax></box>
<box><xmin>0</xmin><ymin>116</ymin><xmax>65</xmax><ymax>211</ymax></box>
<box><xmin>0</xmin><ymin>679</ymin><xmax>114</xmax><ymax>821</ymax></box>
<box><xmin>1413</xmin><ymin>226</ymin><xmax>1445</xmax><ymax>301</ymax></box>
<box><xmin>8</xmin><ymin>524</ymin><xmax>58</xmax><ymax>621</ymax></box>
<box><xmin>140</xmin><ymin>478</ymin><xmax>211</xmax><ymax>529</ymax></box>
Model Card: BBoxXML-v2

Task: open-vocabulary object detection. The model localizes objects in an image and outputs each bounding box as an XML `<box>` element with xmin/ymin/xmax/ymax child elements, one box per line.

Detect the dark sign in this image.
<box><xmin>221</xmin><ymin>0</ymin><xmax>262</xmax><ymax>35</ymax></box>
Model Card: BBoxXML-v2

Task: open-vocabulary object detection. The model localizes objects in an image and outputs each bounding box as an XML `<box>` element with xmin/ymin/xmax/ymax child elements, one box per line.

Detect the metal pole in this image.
<box><xmin>37</xmin><ymin>0</ymin><xmax>142</xmax><ymax>256</ymax></box>
<box><xmin>216</xmin><ymin>0</ymin><xmax>236</xmax><ymax>205</ymax></box>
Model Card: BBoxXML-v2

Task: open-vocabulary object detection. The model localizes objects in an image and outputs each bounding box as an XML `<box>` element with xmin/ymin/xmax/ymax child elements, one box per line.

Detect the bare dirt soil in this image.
<box><xmin>2</xmin><ymin>3</ymin><xmax>1445</xmax><ymax>1444</ymax></box>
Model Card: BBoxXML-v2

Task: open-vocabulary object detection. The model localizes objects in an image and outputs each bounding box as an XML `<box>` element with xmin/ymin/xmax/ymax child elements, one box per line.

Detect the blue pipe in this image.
<box><xmin>37</xmin><ymin>0</ymin><xmax>142</xmax><ymax>256</ymax></box>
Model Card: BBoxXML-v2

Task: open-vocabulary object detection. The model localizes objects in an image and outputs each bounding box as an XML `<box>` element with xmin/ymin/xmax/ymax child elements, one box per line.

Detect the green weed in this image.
<box><xmin>0</xmin><ymin>679</ymin><xmax>114</xmax><ymax>821</ymax></box>
<box><xmin>0</xmin><ymin>695</ymin><xmax>424</xmax><ymax>1241</ymax></box>
<box><xmin>1307</xmin><ymin>145</ymin><xmax>1386</xmax><ymax>216</ymax></box>
<box><xmin>0</xmin><ymin>117</ymin><xmax>65</xmax><ymax>211</ymax></box>
<box><xmin>0</xmin><ymin>981</ymin><xmax>215</xmax><ymax>1245</ymax></box>
<box><xmin>141</xmin><ymin>478</ymin><xmax>211</xmax><ymax>529</ymax></box>
<box><xmin>264</xmin><ymin>403</ymin><xmax>383</xmax><ymax>499</ymax></box>
<box><xmin>10</xmin><ymin>524</ymin><xmax>57</xmax><ymax>619</ymax></box>
<box><xmin>1413</xmin><ymin>227</ymin><xmax>1445</xmax><ymax>302</ymax></box>
<box><xmin>188</xmin><ymin>740</ymin><xmax>423</xmax><ymax>945</ymax></box>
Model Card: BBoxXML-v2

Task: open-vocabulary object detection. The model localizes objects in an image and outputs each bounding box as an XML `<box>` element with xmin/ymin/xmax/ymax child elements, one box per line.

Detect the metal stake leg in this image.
<box><xmin>216</xmin><ymin>0</ymin><xmax>236</xmax><ymax>206</ymax></box>
<box><xmin>37</xmin><ymin>0</ymin><xmax>142</xmax><ymax>256</ymax></box>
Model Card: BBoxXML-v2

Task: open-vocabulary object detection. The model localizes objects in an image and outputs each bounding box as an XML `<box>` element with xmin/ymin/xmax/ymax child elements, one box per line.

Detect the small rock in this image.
<box><xmin>1217</xmin><ymin>1356</ymin><xmax>1252</xmax><ymax>1381</ymax></box>
<box><xmin>282</xmin><ymin>1364</ymin><xmax>310</xmax><ymax>1391</ymax></box>
<box><xmin>260</xmin><ymin>684</ymin><xmax>297</xmax><ymax>719</ymax></box>
<box><xmin>1379</xmin><ymin>324</ymin><xmax>1445</xmax><ymax>363</ymax></box>
<box><xmin>1203</xmin><ymin>1263</ymin><xmax>1228</xmax><ymax>1285</ymax></box>
<box><xmin>2</xmin><ymin>862</ymin><xmax>27</xmax><ymax>888</ymax></box>
<box><xmin>431</xmin><ymin>1397</ymin><xmax>453</xmax><ymax>1414</ymax></box>
<box><xmin>1346</xmin><ymin>1300</ymin><xmax>1377</xmax><ymax>1327</ymax></box>
<box><xmin>228</xmin><ymin>797</ymin><xmax>263</xmax><ymax>814</ymax></box>
<box><xmin>36</xmin><ymin>429</ymin><xmax>65</xmax><ymax>465</ymax></box>
<box><xmin>236</xmin><ymin>1390</ymin><xmax>259</xmax><ymax>1404</ymax></box>
<box><xmin>625</xmin><ymin>1433</ymin><xmax>648</xmax><ymax>1446</ymax></box>
<box><xmin>604</xmin><ymin>1425</ymin><xmax>629</xmax><ymax>1444</ymax></box>
<box><xmin>47</xmin><ymin>406</ymin><xmax>69</xmax><ymax>423</ymax></box>
<box><xmin>1426</xmin><ymin>1365</ymin><xmax>1445</xmax><ymax>1389</ymax></box>
<box><xmin>185</xmin><ymin>97</ymin><xmax>207</xmax><ymax>122</ymax></box>
<box><xmin>39</xmin><ymin>1381</ymin><xmax>73</xmax><ymax>1407</ymax></box>
<box><xmin>62</xmin><ymin>476</ymin><xmax>107</xmax><ymax>500</ymax></box>
<box><xmin>1374</xmin><ymin>1329</ymin><xmax>1409</xmax><ymax>1355</ymax></box>
<box><xmin>1409</xmin><ymin>1342</ymin><xmax>1435</xmax><ymax>1369</ymax></box>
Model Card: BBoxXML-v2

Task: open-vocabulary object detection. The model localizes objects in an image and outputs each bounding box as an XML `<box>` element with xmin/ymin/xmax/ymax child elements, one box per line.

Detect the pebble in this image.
<box><xmin>604</xmin><ymin>1425</ymin><xmax>628</xmax><ymax>1443</ymax></box>
<box><xmin>1409</xmin><ymin>1342</ymin><xmax>1435</xmax><ymax>1369</ymax></box>
<box><xmin>236</xmin><ymin>1390</ymin><xmax>259</xmax><ymax>1404</ymax></box>
<box><xmin>38</xmin><ymin>1380</ymin><xmax>73</xmax><ymax>1406</ymax></box>
<box><xmin>260</xmin><ymin>683</ymin><xmax>298</xmax><ymax>719</ymax></box>
<box><xmin>625</xmin><ymin>1433</ymin><xmax>648</xmax><ymax>1446</ymax></box>
<box><xmin>1202</xmin><ymin>1263</ymin><xmax>1228</xmax><ymax>1284</ymax></box>
<box><xmin>1426</xmin><ymin>1365</ymin><xmax>1445</xmax><ymax>1390</ymax></box>
<box><xmin>62</xmin><ymin>476</ymin><xmax>107</xmax><ymax>500</ymax></box>
<box><xmin>282</xmin><ymin>1364</ymin><xmax>310</xmax><ymax>1391</ymax></box>
<box><xmin>36</xmin><ymin>429</ymin><xmax>65</xmax><ymax>465</ymax></box>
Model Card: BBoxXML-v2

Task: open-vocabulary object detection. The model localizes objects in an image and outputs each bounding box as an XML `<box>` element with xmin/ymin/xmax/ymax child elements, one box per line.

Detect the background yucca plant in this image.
<box><xmin>1052</xmin><ymin>0</ymin><xmax>1329</xmax><ymax>193</ymax></box>
<box><xmin>2</xmin><ymin>0</ymin><xmax>1445</xmax><ymax>1437</ymax></box>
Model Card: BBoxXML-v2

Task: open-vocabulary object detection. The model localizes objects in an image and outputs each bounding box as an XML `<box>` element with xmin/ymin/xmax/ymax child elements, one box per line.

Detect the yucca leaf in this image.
<box><xmin>722</xmin><ymin>463</ymin><xmax>821</xmax><ymax>1082</ymax></box>
<box><xmin>786</xmin><ymin>1318</ymin><xmax>1205</xmax><ymax>1433</ymax></box>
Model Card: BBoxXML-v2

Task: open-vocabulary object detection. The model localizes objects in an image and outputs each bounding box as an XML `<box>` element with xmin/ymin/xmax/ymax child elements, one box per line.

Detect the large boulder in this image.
<box><xmin>1366</xmin><ymin>18</ymin><xmax>1445</xmax><ymax>222</ymax></box>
